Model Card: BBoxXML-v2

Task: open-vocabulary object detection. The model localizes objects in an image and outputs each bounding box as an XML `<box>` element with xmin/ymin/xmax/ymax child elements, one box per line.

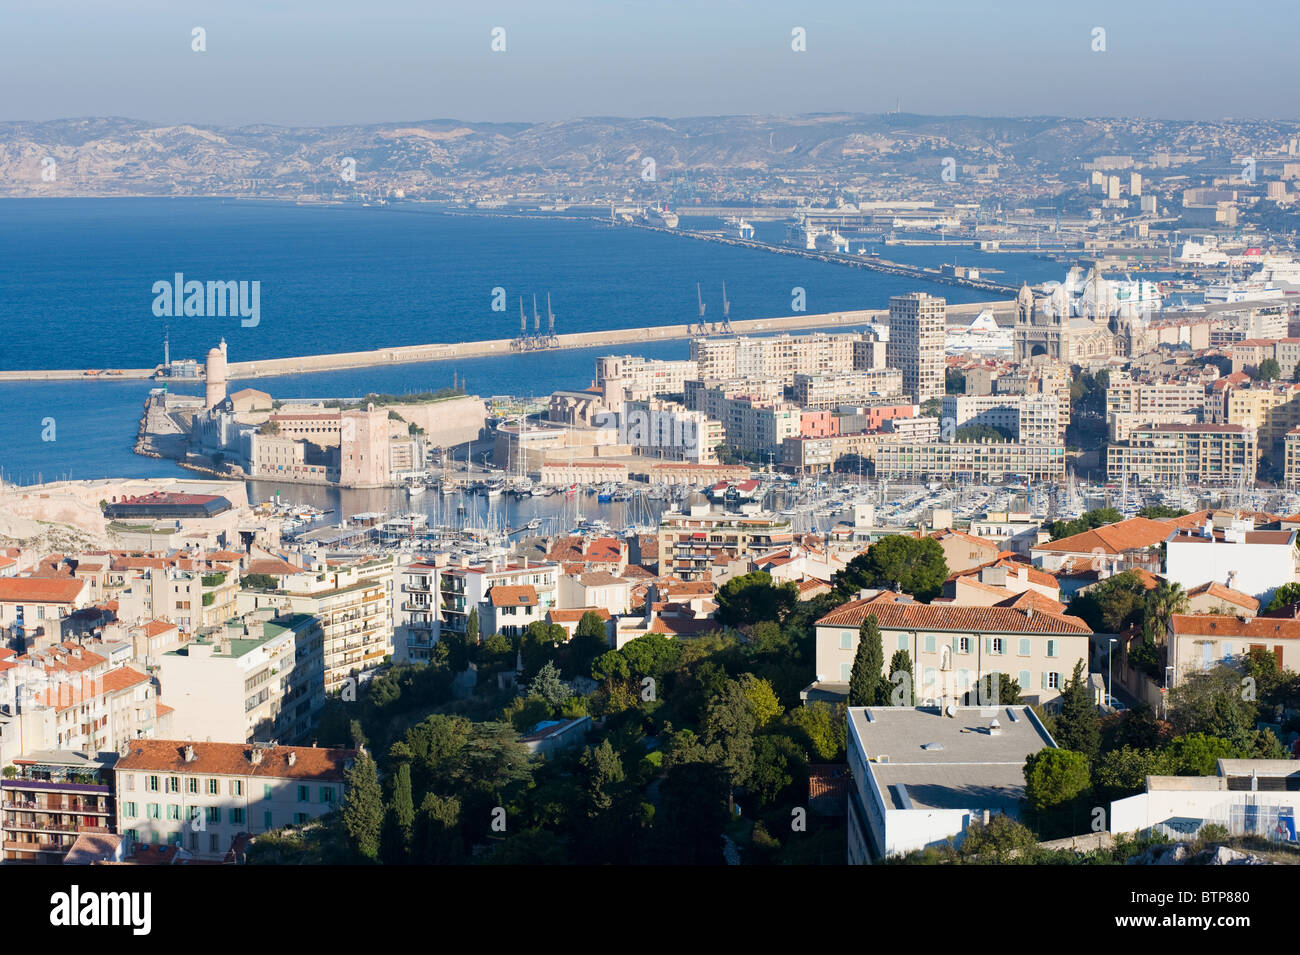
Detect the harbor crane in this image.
<box><xmin>546</xmin><ymin>293</ymin><xmax>559</xmax><ymax>347</ymax></box>
<box><xmin>695</xmin><ymin>283</ymin><xmax>708</xmax><ymax>336</ymax></box>
<box><xmin>720</xmin><ymin>282</ymin><xmax>734</xmax><ymax>335</ymax></box>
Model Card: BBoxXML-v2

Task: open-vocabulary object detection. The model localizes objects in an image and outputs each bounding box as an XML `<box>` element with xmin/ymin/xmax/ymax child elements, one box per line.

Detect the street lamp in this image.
<box><xmin>1107</xmin><ymin>637</ymin><xmax>1118</xmax><ymax>709</ymax></box>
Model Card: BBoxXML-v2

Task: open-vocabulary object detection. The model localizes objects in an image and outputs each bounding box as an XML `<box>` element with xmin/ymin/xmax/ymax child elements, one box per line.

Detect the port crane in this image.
<box><xmin>545</xmin><ymin>293</ymin><xmax>559</xmax><ymax>347</ymax></box>
<box><xmin>720</xmin><ymin>282</ymin><xmax>735</xmax><ymax>335</ymax></box>
<box><xmin>694</xmin><ymin>283</ymin><xmax>708</xmax><ymax>337</ymax></box>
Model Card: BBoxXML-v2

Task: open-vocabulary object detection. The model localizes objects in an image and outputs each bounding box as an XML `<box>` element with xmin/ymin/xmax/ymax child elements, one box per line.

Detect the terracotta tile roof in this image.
<box><xmin>116</xmin><ymin>740</ymin><xmax>354</xmax><ymax>780</ymax></box>
<box><xmin>575</xmin><ymin>571</ymin><xmax>627</xmax><ymax>587</ymax></box>
<box><xmin>1185</xmin><ymin>582</ymin><xmax>1260</xmax><ymax>612</ymax></box>
<box><xmin>245</xmin><ymin>558</ymin><xmax>302</xmax><ymax>576</ymax></box>
<box><xmin>141</xmin><ymin>620</ymin><xmax>178</xmax><ymax>637</ymax></box>
<box><xmin>950</xmin><ymin>557</ymin><xmax>1059</xmax><ymax>590</ymax></box>
<box><xmin>622</xmin><ymin>564</ymin><xmax>656</xmax><ymax>579</ymax></box>
<box><xmin>648</xmin><ymin>615</ymin><xmax>716</xmax><ymax>635</ymax></box>
<box><xmin>995</xmin><ymin>590</ymin><xmax>1068</xmax><ymax>614</ymax></box>
<box><xmin>0</xmin><ymin>577</ymin><xmax>88</xmax><ymax>604</ymax></box>
<box><xmin>1171</xmin><ymin>614</ymin><xmax>1300</xmax><ymax>640</ymax></box>
<box><xmin>547</xmin><ymin>607</ymin><xmax>611</xmax><ymax>623</ymax></box>
<box><xmin>816</xmin><ymin>598</ymin><xmax>1091</xmax><ymax>634</ymax></box>
<box><xmin>1034</xmin><ymin>518</ymin><xmax>1173</xmax><ymax>556</ymax></box>
<box><xmin>489</xmin><ymin>584</ymin><xmax>538</xmax><ymax>607</ymax></box>
<box><xmin>1169</xmin><ymin>528</ymin><xmax>1295</xmax><ymax>545</ymax></box>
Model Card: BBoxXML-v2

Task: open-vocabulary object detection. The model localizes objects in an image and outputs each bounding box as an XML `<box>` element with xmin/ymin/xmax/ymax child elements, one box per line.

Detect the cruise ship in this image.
<box><xmin>814</xmin><ymin>229</ymin><xmax>850</xmax><ymax>254</ymax></box>
<box><xmin>784</xmin><ymin>219</ymin><xmax>820</xmax><ymax>250</ymax></box>
<box><xmin>641</xmin><ymin>204</ymin><xmax>679</xmax><ymax>229</ymax></box>
<box><xmin>725</xmin><ymin>217</ymin><xmax>755</xmax><ymax>240</ymax></box>
<box><xmin>945</xmin><ymin>308</ymin><xmax>1012</xmax><ymax>355</ymax></box>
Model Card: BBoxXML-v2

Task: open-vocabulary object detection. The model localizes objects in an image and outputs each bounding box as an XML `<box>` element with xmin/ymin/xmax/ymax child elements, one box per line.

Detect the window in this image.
<box><xmin>126</xmin><ymin>828</ymin><xmax>139</xmax><ymax>842</ymax></box>
<box><xmin>958</xmin><ymin>637</ymin><xmax>970</xmax><ymax>654</ymax></box>
<box><xmin>1018</xmin><ymin>638</ymin><xmax>1031</xmax><ymax>657</ymax></box>
<box><xmin>298</xmin><ymin>785</ymin><xmax>310</xmax><ymax>802</ymax></box>
<box><xmin>230</xmin><ymin>780</ymin><xmax>243</xmax><ymax>797</ymax></box>
<box><xmin>167</xmin><ymin>776</ymin><xmax>180</xmax><ymax>793</ymax></box>
<box><xmin>123</xmin><ymin>774</ymin><xmax>135</xmax><ymax>792</ymax></box>
<box><xmin>188</xmin><ymin>778</ymin><xmax>198</xmax><ymax>794</ymax></box>
<box><xmin>294</xmin><ymin>813</ymin><xmax>310</xmax><ymax>825</ymax></box>
<box><xmin>207</xmin><ymin>779</ymin><xmax>219</xmax><ymax>796</ymax></box>
<box><xmin>897</xmin><ymin>634</ymin><xmax>908</xmax><ymax>652</ymax></box>
<box><xmin>230</xmin><ymin>808</ymin><xmax>245</xmax><ymax>825</ymax></box>
<box><xmin>840</xmin><ymin>631</ymin><xmax>853</xmax><ymax>650</ymax></box>
<box><xmin>123</xmin><ymin>802</ymin><xmax>137</xmax><ymax>818</ymax></box>
<box><xmin>1018</xmin><ymin>670</ymin><xmax>1031</xmax><ymax>691</ymax></box>
<box><xmin>206</xmin><ymin>807</ymin><xmax>220</xmax><ymax>824</ymax></box>
<box><xmin>146</xmin><ymin>775</ymin><xmax>159</xmax><ymax>792</ymax></box>
<box><xmin>190</xmin><ymin>832</ymin><xmax>198</xmax><ymax>850</ymax></box>
<box><xmin>167</xmin><ymin>804</ymin><xmax>181</xmax><ymax>820</ymax></box>
<box><xmin>840</xmin><ymin>663</ymin><xmax>851</xmax><ymax>681</ymax></box>
<box><xmin>923</xmin><ymin>634</ymin><xmax>937</xmax><ymax>654</ymax></box>
<box><xmin>1048</xmin><ymin>672</ymin><xmax>1061</xmax><ymax>690</ymax></box>
<box><xmin>987</xmin><ymin>637</ymin><xmax>1004</xmax><ymax>655</ymax></box>
<box><xmin>210</xmin><ymin>834</ymin><xmax>220</xmax><ymax>852</ymax></box>
<box><xmin>168</xmin><ymin>832</ymin><xmax>182</xmax><ymax>847</ymax></box>
<box><xmin>1046</xmin><ymin>640</ymin><xmax>1057</xmax><ymax>658</ymax></box>
<box><xmin>320</xmin><ymin>787</ymin><xmax>334</xmax><ymax>804</ymax></box>
<box><xmin>264</xmin><ymin>784</ymin><xmax>274</xmax><ymax>801</ymax></box>
<box><xmin>146</xmin><ymin>804</ymin><xmax>161</xmax><ymax>819</ymax></box>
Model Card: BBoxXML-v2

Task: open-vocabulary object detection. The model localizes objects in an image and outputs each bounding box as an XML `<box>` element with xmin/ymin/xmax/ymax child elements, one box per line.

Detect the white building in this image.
<box><xmin>1163</xmin><ymin>520</ymin><xmax>1297</xmax><ymax>603</ymax></box>
<box><xmin>1110</xmin><ymin>760</ymin><xmax>1300</xmax><ymax>841</ymax></box>
<box><xmin>846</xmin><ymin>705</ymin><xmax>1058</xmax><ymax>862</ymax></box>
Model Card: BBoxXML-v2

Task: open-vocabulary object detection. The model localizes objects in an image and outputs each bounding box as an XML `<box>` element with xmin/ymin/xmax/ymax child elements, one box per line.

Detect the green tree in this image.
<box><xmin>1256</xmin><ymin>357</ymin><xmax>1281</xmax><ymax>381</ymax></box>
<box><xmin>958</xmin><ymin>814</ymin><xmax>1039</xmax><ymax>864</ymax></box>
<box><xmin>835</xmin><ymin>535</ymin><xmax>949</xmax><ymax>602</ymax></box>
<box><xmin>784</xmin><ymin>702</ymin><xmax>845</xmax><ymax>761</ymax></box>
<box><xmin>749</xmin><ymin>733</ymin><xmax>808</xmax><ymax>806</ymax></box>
<box><xmin>466</xmin><ymin>607</ymin><xmax>479</xmax><ymax>645</ymax></box>
<box><xmin>1266</xmin><ymin>582</ymin><xmax>1300</xmax><ymax>612</ymax></box>
<box><xmin>1053</xmin><ymin>660</ymin><xmax>1100</xmax><ymax>760</ymax></box>
<box><xmin>702</xmin><ymin>678</ymin><xmax>760</xmax><ymax>790</ymax></box>
<box><xmin>1023</xmin><ymin>748</ymin><xmax>1091</xmax><ymax>811</ymax></box>
<box><xmin>527</xmin><ymin>660</ymin><xmax>568</xmax><ymax>711</ymax></box>
<box><xmin>1137</xmin><ymin>505</ymin><xmax>1189</xmax><ymax>519</ymax></box>
<box><xmin>570</xmin><ymin>611</ymin><xmax>610</xmax><ymax>677</ymax></box>
<box><xmin>714</xmin><ymin>571</ymin><xmax>799</xmax><ymax>626</ymax></box>
<box><xmin>1166</xmin><ymin>665</ymin><xmax>1258</xmax><ymax>747</ymax></box>
<box><xmin>849</xmin><ymin>614</ymin><xmax>887</xmax><ymax>707</ymax></box>
<box><xmin>578</xmin><ymin>739</ymin><xmax>626</xmax><ymax>814</ymax></box>
<box><xmin>1147</xmin><ymin>580</ymin><xmax>1188</xmax><ymax>634</ymax></box>
<box><xmin>413</xmin><ymin>793</ymin><xmax>463</xmax><ymax>864</ymax></box>
<box><xmin>381</xmin><ymin>761</ymin><xmax>415</xmax><ymax>864</ymax></box>
<box><xmin>1166</xmin><ymin>733</ymin><xmax>1241</xmax><ymax>776</ymax></box>
<box><xmin>740</xmin><ymin>673</ymin><xmax>783</xmax><ymax>728</ymax></box>
<box><xmin>1067</xmin><ymin>570</ymin><xmax>1151</xmax><ymax>633</ymax></box>
<box><xmin>1047</xmin><ymin>507</ymin><xmax>1123</xmax><ymax>541</ymax></box>
<box><xmin>342</xmin><ymin>750</ymin><xmax>384</xmax><ymax>862</ymax></box>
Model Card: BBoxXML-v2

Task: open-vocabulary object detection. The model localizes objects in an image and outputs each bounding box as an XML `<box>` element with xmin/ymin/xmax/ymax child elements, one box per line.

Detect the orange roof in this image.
<box><xmin>817</xmin><ymin>598</ymin><xmax>1091</xmax><ymax>634</ymax></box>
<box><xmin>1035</xmin><ymin>518</ymin><xmax>1173</xmax><ymax>556</ymax></box>
<box><xmin>0</xmin><ymin>577</ymin><xmax>87</xmax><ymax>604</ymax></box>
<box><xmin>116</xmin><ymin>740</ymin><xmax>353</xmax><ymax>780</ymax></box>
<box><xmin>995</xmin><ymin>590</ymin><xmax>1068</xmax><ymax>615</ymax></box>
<box><xmin>547</xmin><ymin>607</ymin><xmax>612</xmax><ymax>623</ymax></box>
<box><xmin>1185</xmin><ymin>582</ymin><xmax>1260</xmax><ymax>613</ymax></box>
<box><xmin>489</xmin><ymin>584</ymin><xmax>538</xmax><ymax>608</ymax></box>
<box><xmin>141</xmin><ymin>620</ymin><xmax>178</xmax><ymax>637</ymax></box>
<box><xmin>1171</xmin><ymin>614</ymin><xmax>1300</xmax><ymax>640</ymax></box>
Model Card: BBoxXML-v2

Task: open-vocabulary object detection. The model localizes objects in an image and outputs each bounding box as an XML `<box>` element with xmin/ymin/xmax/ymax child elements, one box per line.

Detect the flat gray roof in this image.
<box><xmin>850</xmin><ymin>706</ymin><xmax>1055</xmax><ymax>812</ymax></box>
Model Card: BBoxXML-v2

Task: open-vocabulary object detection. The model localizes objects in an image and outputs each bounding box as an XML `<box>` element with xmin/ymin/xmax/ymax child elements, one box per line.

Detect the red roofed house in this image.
<box><xmin>929</xmin><ymin>529</ymin><xmax>1003</xmax><ymax>574</ymax></box>
<box><xmin>1169</xmin><ymin>613</ymin><xmax>1300</xmax><ymax>687</ymax></box>
<box><xmin>114</xmin><ymin>740</ymin><xmax>355</xmax><ymax>860</ymax></box>
<box><xmin>808</xmin><ymin>595</ymin><xmax>1092</xmax><ymax>706</ymax></box>
<box><xmin>1031</xmin><ymin>517</ymin><xmax>1173</xmax><ymax>576</ymax></box>
<box><xmin>485</xmin><ymin>584</ymin><xmax>542</xmax><ymax>638</ymax></box>
<box><xmin>0</xmin><ymin>577</ymin><xmax>91</xmax><ymax>642</ymax></box>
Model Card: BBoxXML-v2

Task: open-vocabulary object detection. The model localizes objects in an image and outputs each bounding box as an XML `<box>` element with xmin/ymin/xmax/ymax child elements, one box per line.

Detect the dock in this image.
<box><xmin>0</xmin><ymin>300</ymin><xmax>1011</xmax><ymax>384</ymax></box>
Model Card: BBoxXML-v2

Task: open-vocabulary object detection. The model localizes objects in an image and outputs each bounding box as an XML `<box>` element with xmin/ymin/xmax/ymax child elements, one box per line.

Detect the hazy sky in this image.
<box><xmin>1</xmin><ymin>0</ymin><xmax>1294</xmax><ymax>126</ymax></box>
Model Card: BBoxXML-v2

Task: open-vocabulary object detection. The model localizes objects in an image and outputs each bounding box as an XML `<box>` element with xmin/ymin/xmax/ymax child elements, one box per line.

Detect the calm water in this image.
<box><xmin>0</xmin><ymin>199</ymin><xmax>1000</xmax><ymax>484</ymax></box>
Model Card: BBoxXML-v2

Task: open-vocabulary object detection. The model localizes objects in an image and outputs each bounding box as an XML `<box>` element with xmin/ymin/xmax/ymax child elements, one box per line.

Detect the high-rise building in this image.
<box><xmin>887</xmin><ymin>293</ymin><xmax>946</xmax><ymax>404</ymax></box>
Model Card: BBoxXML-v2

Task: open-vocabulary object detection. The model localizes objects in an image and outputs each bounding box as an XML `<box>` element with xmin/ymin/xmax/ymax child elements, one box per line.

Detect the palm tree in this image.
<box><xmin>1148</xmin><ymin>580</ymin><xmax>1188</xmax><ymax>635</ymax></box>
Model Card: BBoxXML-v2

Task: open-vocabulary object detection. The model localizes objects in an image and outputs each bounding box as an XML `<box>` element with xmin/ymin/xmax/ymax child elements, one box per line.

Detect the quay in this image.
<box><xmin>0</xmin><ymin>300</ymin><xmax>1010</xmax><ymax>384</ymax></box>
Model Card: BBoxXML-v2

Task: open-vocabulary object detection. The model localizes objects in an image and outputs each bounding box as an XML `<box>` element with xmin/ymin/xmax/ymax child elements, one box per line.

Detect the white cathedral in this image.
<box><xmin>1012</xmin><ymin>267</ymin><xmax>1161</xmax><ymax>363</ymax></box>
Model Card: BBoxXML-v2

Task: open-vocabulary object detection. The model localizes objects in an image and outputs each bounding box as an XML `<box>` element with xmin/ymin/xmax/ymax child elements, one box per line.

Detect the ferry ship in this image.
<box><xmin>641</xmin><ymin>204</ymin><xmax>679</xmax><ymax>229</ymax></box>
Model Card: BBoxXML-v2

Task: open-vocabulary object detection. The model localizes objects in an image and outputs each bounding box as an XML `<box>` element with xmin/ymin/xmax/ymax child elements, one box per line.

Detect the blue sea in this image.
<box><xmin>0</xmin><ymin>199</ymin><xmax>1015</xmax><ymax>484</ymax></box>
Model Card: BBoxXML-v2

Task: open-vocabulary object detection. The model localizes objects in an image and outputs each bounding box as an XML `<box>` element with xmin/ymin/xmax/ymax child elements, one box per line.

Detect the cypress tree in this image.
<box><xmin>888</xmin><ymin>649</ymin><xmax>914</xmax><ymax>707</ymax></box>
<box><xmin>1054</xmin><ymin>660</ymin><xmax>1100</xmax><ymax>760</ymax></box>
<box><xmin>466</xmin><ymin>607</ymin><xmax>480</xmax><ymax>646</ymax></box>
<box><xmin>849</xmin><ymin>614</ymin><xmax>886</xmax><ymax>707</ymax></box>
<box><xmin>342</xmin><ymin>750</ymin><xmax>384</xmax><ymax>862</ymax></box>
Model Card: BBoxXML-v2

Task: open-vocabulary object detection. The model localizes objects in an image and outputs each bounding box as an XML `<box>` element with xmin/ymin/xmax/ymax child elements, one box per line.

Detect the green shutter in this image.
<box><xmin>1041</xmin><ymin>671</ymin><xmax>1047</xmax><ymax>690</ymax></box>
<box><xmin>985</xmin><ymin>637</ymin><xmax>993</xmax><ymax>655</ymax></box>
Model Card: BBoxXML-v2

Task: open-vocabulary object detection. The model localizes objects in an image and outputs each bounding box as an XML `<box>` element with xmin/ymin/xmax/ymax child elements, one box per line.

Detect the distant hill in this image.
<box><xmin>1</xmin><ymin>113</ymin><xmax>1294</xmax><ymax>197</ymax></box>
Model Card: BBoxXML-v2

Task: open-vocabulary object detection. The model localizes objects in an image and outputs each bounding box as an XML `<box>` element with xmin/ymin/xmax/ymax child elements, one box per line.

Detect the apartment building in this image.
<box><xmin>941</xmin><ymin>393</ymin><xmax>1062</xmax><ymax>444</ymax></box>
<box><xmin>781</xmin><ymin>431</ymin><xmax>886</xmax><ymax>473</ymax></box>
<box><xmin>434</xmin><ymin>557</ymin><xmax>560</xmax><ymax>643</ymax></box>
<box><xmin>875</xmin><ymin>441</ymin><xmax>1066</xmax><ymax>482</ymax></box>
<box><xmin>621</xmin><ymin>398</ymin><xmax>722</xmax><ymax>464</ymax></box>
<box><xmin>2</xmin><ymin>750</ymin><xmax>116</xmax><ymax>864</ymax></box>
<box><xmin>114</xmin><ymin>740</ymin><xmax>353</xmax><ymax>860</ymax></box>
<box><xmin>813</xmin><ymin>599</ymin><xmax>1091</xmax><ymax>706</ymax></box>
<box><xmin>887</xmin><ymin>293</ymin><xmax>946</xmax><ymax>403</ymax></box>
<box><xmin>116</xmin><ymin>562</ymin><xmax>239</xmax><ymax>633</ymax></box>
<box><xmin>1285</xmin><ymin>428</ymin><xmax>1300</xmax><ymax>489</ymax></box>
<box><xmin>395</xmin><ymin>561</ymin><xmax>439</xmax><ymax>663</ymax></box>
<box><xmin>159</xmin><ymin>612</ymin><xmax>321</xmax><ymax>744</ymax></box>
<box><xmin>237</xmin><ymin>556</ymin><xmax>395</xmax><ymax>696</ymax></box>
<box><xmin>1106</xmin><ymin>423</ymin><xmax>1256</xmax><ymax>486</ymax></box>
<box><xmin>1104</xmin><ymin>370</ymin><xmax>1210</xmax><ymax>418</ymax></box>
<box><xmin>792</xmin><ymin>369</ymin><xmax>905</xmax><ymax>410</ymax></box>
<box><xmin>595</xmin><ymin>355</ymin><xmax>700</xmax><ymax>400</ymax></box>
<box><xmin>700</xmin><ymin>393</ymin><xmax>801</xmax><ymax>456</ymax></box>
<box><xmin>1225</xmin><ymin>384</ymin><xmax>1300</xmax><ymax>459</ymax></box>
<box><xmin>1164</xmin><ymin>519</ymin><xmax>1297</xmax><ymax>603</ymax></box>
<box><xmin>689</xmin><ymin>332</ymin><xmax>856</xmax><ymax>384</ymax></box>
<box><xmin>657</xmin><ymin>504</ymin><xmax>795</xmax><ymax>582</ymax></box>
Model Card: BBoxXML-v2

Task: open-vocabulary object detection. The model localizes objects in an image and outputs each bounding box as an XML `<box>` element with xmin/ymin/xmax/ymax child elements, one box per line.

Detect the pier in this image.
<box><xmin>0</xmin><ymin>300</ymin><xmax>1011</xmax><ymax>384</ymax></box>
